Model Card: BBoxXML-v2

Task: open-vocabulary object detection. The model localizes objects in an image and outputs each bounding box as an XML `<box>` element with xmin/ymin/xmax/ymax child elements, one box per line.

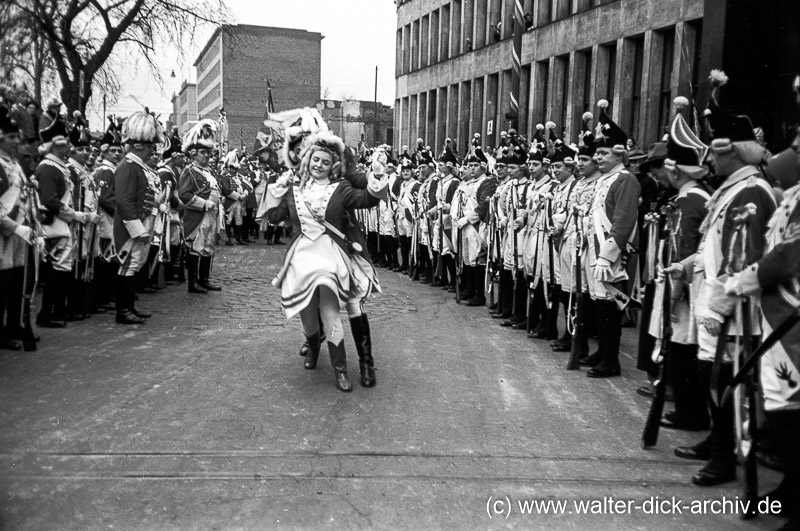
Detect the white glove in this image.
<box><xmin>513</xmin><ymin>217</ymin><xmax>524</xmax><ymax>231</ymax></box>
<box><xmin>593</xmin><ymin>257</ymin><xmax>613</xmax><ymax>282</ymax></box>
<box><xmin>697</xmin><ymin>313</ymin><xmax>723</xmax><ymax>336</ymax></box>
<box><xmin>158</xmin><ymin>203</ymin><xmax>169</xmax><ymax>213</ymax></box>
<box><xmin>276</xmin><ymin>174</ymin><xmax>292</xmax><ymax>187</ymax></box>
<box><xmin>657</xmin><ymin>262</ymin><xmax>685</xmax><ymax>282</ymax></box>
<box><xmin>724</xmin><ymin>275</ymin><xmax>740</xmax><ymax>296</ymax></box>
<box><xmin>86</xmin><ymin>212</ymin><xmax>100</xmax><ymax>224</ymax></box>
<box><xmin>13</xmin><ymin>224</ymin><xmax>32</xmax><ymax>244</ymax></box>
<box><xmin>73</xmin><ymin>211</ymin><xmax>87</xmax><ymax>224</ymax></box>
<box><xmin>370</xmin><ymin>159</ymin><xmax>386</xmax><ymax>176</ymax></box>
<box><xmin>204</xmin><ymin>200</ymin><xmax>217</xmax><ymax>211</ymax></box>
<box><xmin>456</xmin><ymin>217</ymin><xmax>469</xmax><ymax>229</ymax></box>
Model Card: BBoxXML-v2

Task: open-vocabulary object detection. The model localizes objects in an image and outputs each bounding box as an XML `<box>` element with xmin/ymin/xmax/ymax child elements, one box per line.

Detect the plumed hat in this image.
<box><xmin>594</xmin><ymin>99</ymin><xmax>628</xmax><ymax>152</ymax></box>
<box><xmin>182</xmin><ymin>119</ymin><xmax>218</xmax><ymax>153</ymax></box>
<box><xmin>122</xmin><ymin>111</ymin><xmax>164</xmax><ymax>144</ymax></box>
<box><xmin>550</xmin><ymin>142</ymin><xmax>577</xmax><ymax>165</ymax></box>
<box><xmin>577</xmin><ymin>112</ymin><xmax>596</xmax><ymax>157</ymax></box>
<box><xmin>494</xmin><ymin>145</ymin><xmax>509</xmax><ymax>165</ymax></box>
<box><xmin>528</xmin><ymin>124</ymin><xmax>550</xmax><ymax>164</ymax></box>
<box><xmin>100</xmin><ymin>116</ymin><xmax>122</xmax><ymax>149</ymax></box>
<box><xmin>704</xmin><ymin>69</ymin><xmax>759</xmax><ymax>152</ymax></box>
<box><xmin>505</xmin><ymin>144</ymin><xmax>529</xmax><ymax>166</ymax></box>
<box><xmin>264</xmin><ymin>107</ymin><xmax>328</xmax><ymax>168</ymax></box>
<box><xmin>665</xmin><ymin>96</ymin><xmax>708</xmax><ymax>179</ymax></box>
<box><xmin>222</xmin><ymin>148</ymin><xmax>241</xmax><ymax>169</ymax></box>
<box><xmin>38</xmin><ymin>112</ymin><xmax>69</xmax><ymax>154</ymax></box>
<box><xmin>438</xmin><ymin>138</ymin><xmax>459</xmax><ymax>167</ymax></box>
<box><xmin>68</xmin><ymin>111</ymin><xmax>91</xmax><ymax>147</ymax></box>
<box><xmin>160</xmin><ymin>128</ymin><xmax>183</xmax><ymax>160</ymax></box>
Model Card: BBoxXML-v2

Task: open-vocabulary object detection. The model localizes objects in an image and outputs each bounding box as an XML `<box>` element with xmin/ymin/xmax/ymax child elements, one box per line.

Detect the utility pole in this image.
<box><xmin>373</xmin><ymin>66</ymin><xmax>378</xmax><ymax>147</ymax></box>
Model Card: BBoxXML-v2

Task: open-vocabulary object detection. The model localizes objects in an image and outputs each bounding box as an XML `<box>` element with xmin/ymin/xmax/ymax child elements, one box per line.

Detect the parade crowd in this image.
<box><xmin>1</xmin><ymin>67</ymin><xmax>798</xmax><ymax>529</ymax></box>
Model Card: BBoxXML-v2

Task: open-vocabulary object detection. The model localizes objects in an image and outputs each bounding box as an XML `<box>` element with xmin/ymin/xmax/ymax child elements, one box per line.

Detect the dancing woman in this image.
<box><xmin>265</xmin><ymin>131</ymin><xmax>388</xmax><ymax>392</ymax></box>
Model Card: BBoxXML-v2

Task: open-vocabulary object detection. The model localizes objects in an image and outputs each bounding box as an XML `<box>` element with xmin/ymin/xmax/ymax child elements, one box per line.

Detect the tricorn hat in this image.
<box><xmin>438</xmin><ymin>138</ymin><xmax>459</xmax><ymax>167</ymax></box>
<box><xmin>594</xmin><ymin>99</ymin><xmax>628</xmax><ymax>153</ymax></box>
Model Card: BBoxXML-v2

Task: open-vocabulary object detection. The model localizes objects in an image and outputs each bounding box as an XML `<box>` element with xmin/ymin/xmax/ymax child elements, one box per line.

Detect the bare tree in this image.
<box><xmin>10</xmin><ymin>0</ymin><xmax>230</xmax><ymax>114</ymax></box>
<box><xmin>0</xmin><ymin>2</ymin><xmax>55</xmax><ymax>104</ymax></box>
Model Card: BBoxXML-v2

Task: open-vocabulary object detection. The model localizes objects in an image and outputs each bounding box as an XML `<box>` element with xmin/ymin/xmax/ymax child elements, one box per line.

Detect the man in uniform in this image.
<box><xmin>66</xmin><ymin>120</ymin><xmax>100</xmax><ymax>319</ymax></box>
<box><xmin>113</xmin><ymin>112</ymin><xmax>164</xmax><ymax>324</ymax></box>
<box><xmin>415</xmin><ymin>150</ymin><xmax>437</xmax><ymax>283</ymax></box>
<box><xmin>671</xmin><ymin>71</ymin><xmax>776</xmax><ymax>485</ymax></box>
<box><xmin>220</xmin><ymin>149</ymin><xmax>249</xmax><ymax>246</ymax></box>
<box><xmin>178</xmin><ymin>120</ymin><xmax>223</xmax><ymax>294</ymax></box>
<box><xmin>36</xmin><ymin>113</ymin><xmax>87</xmax><ymax>327</ymax></box>
<box><xmin>498</xmin><ymin>144</ymin><xmax>531</xmax><ymax>325</ymax></box>
<box><xmin>433</xmin><ymin>142</ymin><xmax>460</xmax><ymax>291</ymax></box>
<box><xmin>376</xmin><ymin>158</ymin><xmax>399</xmax><ymax>269</ymax></box>
<box><xmin>582</xmin><ymin>100</ymin><xmax>641</xmax><ymax>377</ymax></box>
<box><xmin>454</xmin><ymin>139</ymin><xmax>496</xmax><ymax>306</ymax></box>
<box><xmin>569</xmin><ymin>119</ymin><xmax>602</xmax><ymax>359</ymax></box>
<box><xmin>394</xmin><ymin>158</ymin><xmax>417</xmax><ymax>273</ymax></box>
<box><xmin>156</xmin><ymin>130</ymin><xmax>186</xmax><ymax>283</ymax></box>
<box><xmin>653</xmin><ymin>101</ymin><xmax>710</xmax><ymax>432</ymax></box>
<box><xmin>0</xmin><ymin>106</ymin><xmax>39</xmax><ymax>349</ymax></box>
<box><xmin>547</xmin><ymin>141</ymin><xmax>578</xmax><ymax>349</ymax></box>
<box><xmin>721</xmin><ymin>79</ymin><xmax>800</xmax><ymax>528</ymax></box>
<box><xmin>518</xmin><ymin>124</ymin><xmax>557</xmax><ymax>335</ymax></box>
<box><xmin>92</xmin><ymin>118</ymin><xmax>124</xmax><ymax>310</ymax></box>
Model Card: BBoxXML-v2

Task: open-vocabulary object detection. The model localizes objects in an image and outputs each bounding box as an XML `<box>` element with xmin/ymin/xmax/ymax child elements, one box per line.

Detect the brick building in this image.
<box><xmin>395</xmin><ymin>0</ymin><xmax>799</xmax><ymax>158</ymax></box>
<box><xmin>188</xmin><ymin>24</ymin><xmax>322</xmax><ymax>150</ymax></box>
<box><xmin>169</xmin><ymin>81</ymin><xmax>197</xmax><ymax>134</ymax></box>
<box><xmin>315</xmin><ymin>99</ymin><xmax>394</xmax><ymax>149</ymax></box>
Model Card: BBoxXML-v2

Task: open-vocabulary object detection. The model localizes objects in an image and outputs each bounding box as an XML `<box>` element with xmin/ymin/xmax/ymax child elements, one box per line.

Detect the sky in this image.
<box><xmin>85</xmin><ymin>0</ymin><xmax>398</xmax><ymax>127</ymax></box>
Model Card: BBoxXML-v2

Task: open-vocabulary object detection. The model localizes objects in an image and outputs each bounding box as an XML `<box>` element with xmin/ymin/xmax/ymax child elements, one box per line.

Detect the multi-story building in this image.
<box><xmin>170</xmin><ymin>81</ymin><xmax>197</xmax><ymax>134</ymax></box>
<box><xmin>192</xmin><ymin>24</ymin><xmax>322</xmax><ymax>150</ymax></box>
<box><xmin>394</xmin><ymin>0</ymin><xmax>798</xmax><ymax>158</ymax></box>
<box><xmin>315</xmin><ymin>99</ymin><xmax>394</xmax><ymax>149</ymax></box>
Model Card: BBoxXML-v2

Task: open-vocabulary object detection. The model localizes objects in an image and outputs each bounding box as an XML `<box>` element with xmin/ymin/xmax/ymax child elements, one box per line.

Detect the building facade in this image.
<box><xmin>170</xmin><ymin>81</ymin><xmax>198</xmax><ymax>134</ymax></box>
<box><xmin>192</xmin><ymin>24</ymin><xmax>322</xmax><ymax>150</ymax></box>
<box><xmin>395</xmin><ymin>0</ymin><xmax>705</xmax><ymax>157</ymax></box>
<box><xmin>315</xmin><ymin>99</ymin><xmax>394</xmax><ymax>149</ymax></box>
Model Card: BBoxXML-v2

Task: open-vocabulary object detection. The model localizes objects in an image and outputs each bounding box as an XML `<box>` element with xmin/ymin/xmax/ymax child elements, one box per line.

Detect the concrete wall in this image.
<box><xmin>395</xmin><ymin>0</ymin><xmax>704</xmax><ymax>155</ymax></box>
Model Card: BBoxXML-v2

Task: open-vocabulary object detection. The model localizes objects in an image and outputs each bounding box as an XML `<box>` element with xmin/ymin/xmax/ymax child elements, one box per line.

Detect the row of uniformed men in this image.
<box><xmin>0</xmin><ymin>109</ymin><xmax>259</xmax><ymax>346</ymax></box>
<box><xmin>356</xmin><ymin>74</ymin><xmax>800</xmax><ymax>512</ymax></box>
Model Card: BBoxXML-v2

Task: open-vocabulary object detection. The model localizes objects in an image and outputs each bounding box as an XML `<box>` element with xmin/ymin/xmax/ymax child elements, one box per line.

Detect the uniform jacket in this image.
<box><xmin>36</xmin><ymin>154</ymin><xmax>76</xmax><ymax>239</ymax></box>
<box><xmin>179</xmin><ymin>164</ymin><xmax>220</xmax><ymax>238</ymax></box>
<box><xmin>0</xmin><ymin>149</ymin><xmax>37</xmax><ymax>269</ymax></box>
<box><xmin>113</xmin><ymin>153</ymin><xmax>158</xmax><ymax>250</ymax></box>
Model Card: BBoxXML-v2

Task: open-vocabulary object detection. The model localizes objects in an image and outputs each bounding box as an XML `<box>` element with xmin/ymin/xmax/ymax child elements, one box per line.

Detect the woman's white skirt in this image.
<box><xmin>278</xmin><ymin>234</ymin><xmax>379</xmax><ymax>319</ymax></box>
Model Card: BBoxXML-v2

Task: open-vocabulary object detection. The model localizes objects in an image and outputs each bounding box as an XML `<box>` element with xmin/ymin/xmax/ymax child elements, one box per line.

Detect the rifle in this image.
<box><xmin>566</xmin><ymin>206</ymin><xmax>584</xmax><ymax>370</ymax></box>
<box><xmin>74</xmin><ymin>174</ymin><xmax>85</xmax><ymax>280</ymax></box>
<box><xmin>21</xmin><ymin>183</ymin><xmax>42</xmax><ymax>352</ymax></box>
<box><xmin>729</xmin><ymin>204</ymin><xmax>759</xmax><ymax>520</ymax></box>
<box><xmin>509</xmin><ymin>181</ymin><xmax>520</xmax><ymax>316</ymax></box>
<box><xmin>455</xmin><ymin>188</ymin><xmax>463</xmax><ymax>304</ymax></box>
<box><xmin>150</xmin><ymin>181</ymin><xmax>172</xmax><ymax>278</ymax></box>
<box><xmin>642</xmin><ymin>204</ymin><xmax>675</xmax><ymax>447</ymax></box>
<box><xmin>434</xmin><ymin>188</ymin><xmax>445</xmax><ymax>279</ymax></box>
<box><xmin>485</xmin><ymin>196</ymin><xmax>496</xmax><ymax>302</ymax></box>
<box><xmin>545</xmin><ymin>192</ymin><xmax>556</xmax><ymax>311</ymax></box>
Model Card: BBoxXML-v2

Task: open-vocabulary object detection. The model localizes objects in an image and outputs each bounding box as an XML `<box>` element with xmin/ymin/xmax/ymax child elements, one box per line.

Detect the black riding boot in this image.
<box><xmin>187</xmin><ymin>254</ymin><xmax>206</xmax><ymax>294</ymax></box>
<box><xmin>350</xmin><ymin>314</ymin><xmax>376</xmax><ymax>387</ymax></box>
<box><xmin>587</xmin><ymin>301</ymin><xmax>622</xmax><ymax>378</ymax></box>
<box><xmin>327</xmin><ymin>340</ymin><xmax>352</xmax><ymax>392</ymax></box>
<box><xmin>303</xmin><ymin>333</ymin><xmax>321</xmax><ymax>369</ymax></box>
<box><xmin>199</xmin><ymin>256</ymin><xmax>221</xmax><ymax>291</ymax></box>
<box><xmin>115</xmin><ymin>275</ymin><xmax>144</xmax><ymax>324</ymax></box>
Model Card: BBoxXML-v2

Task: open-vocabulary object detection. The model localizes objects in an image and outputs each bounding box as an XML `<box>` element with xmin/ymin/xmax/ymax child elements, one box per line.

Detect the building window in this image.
<box><xmin>656</xmin><ymin>28</ymin><xmax>676</xmax><ymax>139</ymax></box>
<box><xmin>533</xmin><ymin>59</ymin><xmax>550</xmax><ymax>125</ymax></box>
<box><xmin>431</xmin><ymin>9</ymin><xmax>440</xmax><ymax>64</ymax></box>
<box><xmin>441</xmin><ymin>4</ymin><xmax>450</xmax><ymax>61</ymax></box>
<box><xmin>629</xmin><ymin>35</ymin><xmax>645</xmax><ymax>143</ymax></box>
<box><xmin>537</xmin><ymin>0</ymin><xmax>552</xmax><ymax>26</ymax></box>
<box><xmin>601</xmin><ymin>42</ymin><xmax>617</xmax><ymax>114</ymax></box>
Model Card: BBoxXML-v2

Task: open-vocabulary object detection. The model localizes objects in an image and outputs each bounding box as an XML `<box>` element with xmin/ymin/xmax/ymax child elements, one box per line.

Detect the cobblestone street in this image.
<box><xmin>0</xmin><ymin>239</ymin><xmax>786</xmax><ymax>530</ymax></box>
